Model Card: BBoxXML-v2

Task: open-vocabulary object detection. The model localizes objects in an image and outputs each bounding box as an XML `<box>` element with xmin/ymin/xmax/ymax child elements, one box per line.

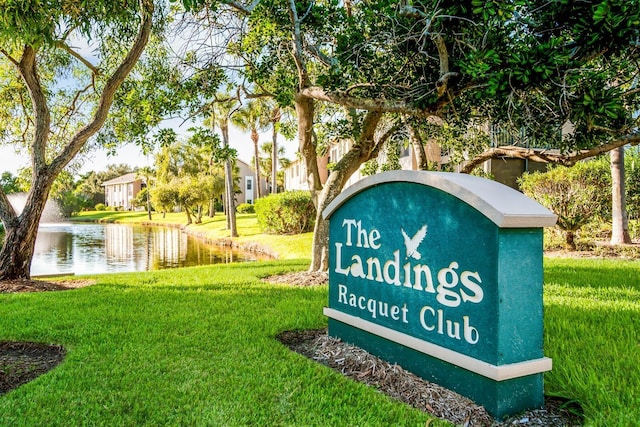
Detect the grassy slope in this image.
<box><xmin>1</xmin><ymin>211</ymin><xmax>639</xmax><ymax>425</ymax></box>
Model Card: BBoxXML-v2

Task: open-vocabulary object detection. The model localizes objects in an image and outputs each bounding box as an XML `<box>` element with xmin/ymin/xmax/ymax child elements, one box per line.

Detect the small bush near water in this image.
<box><xmin>236</xmin><ymin>203</ymin><xmax>255</xmax><ymax>214</ymax></box>
<box><xmin>255</xmin><ymin>191</ymin><xmax>316</xmax><ymax>234</ymax></box>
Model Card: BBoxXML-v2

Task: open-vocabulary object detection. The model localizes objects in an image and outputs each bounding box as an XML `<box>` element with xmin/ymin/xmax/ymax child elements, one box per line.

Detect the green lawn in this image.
<box><xmin>543</xmin><ymin>258</ymin><xmax>640</xmax><ymax>426</ymax></box>
<box><xmin>1</xmin><ymin>213</ymin><xmax>639</xmax><ymax>426</ymax></box>
<box><xmin>0</xmin><ymin>261</ymin><xmax>437</xmax><ymax>426</ymax></box>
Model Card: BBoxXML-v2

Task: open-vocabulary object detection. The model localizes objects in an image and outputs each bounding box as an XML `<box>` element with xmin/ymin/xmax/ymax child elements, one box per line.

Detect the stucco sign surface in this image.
<box><xmin>323</xmin><ymin>171</ymin><xmax>557</xmax><ymax>419</ymax></box>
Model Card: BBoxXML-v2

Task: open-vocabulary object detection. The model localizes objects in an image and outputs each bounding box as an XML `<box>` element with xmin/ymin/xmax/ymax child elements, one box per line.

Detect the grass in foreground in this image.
<box><xmin>0</xmin><ymin>261</ymin><xmax>437</xmax><ymax>426</ymax></box>
<box><xmin>1</xmin><ymin>258</ymin><xmax>638</xmax><ymax>426</ymax></box>
<box><xmin>4</xmin><ymin>211</ymin><xmax>640</xmax><ymax>425</ymax></box>
<box><xmin>543</xmin><ymin>257</ymin><xmax>640</xmax><ymax>426</ymax></box>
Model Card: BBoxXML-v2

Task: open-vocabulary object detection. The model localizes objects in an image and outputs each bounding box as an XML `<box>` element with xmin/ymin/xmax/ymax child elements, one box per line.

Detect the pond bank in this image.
<box><xmin>72</xmin><ymin>211</ymin><xmax>313</xmax><ymax>261</ymax></box>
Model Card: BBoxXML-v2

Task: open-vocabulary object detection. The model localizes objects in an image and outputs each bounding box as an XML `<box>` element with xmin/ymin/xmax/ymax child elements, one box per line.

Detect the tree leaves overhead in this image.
<box><xmin>221</xmin><ymin>0</ymin><xmax>639</xmax><ymax>151</ymax></box>
<box><xmin>0</xmin><ymin>0</ymin><xmax>140</xmax><ymax>48</ymax></box>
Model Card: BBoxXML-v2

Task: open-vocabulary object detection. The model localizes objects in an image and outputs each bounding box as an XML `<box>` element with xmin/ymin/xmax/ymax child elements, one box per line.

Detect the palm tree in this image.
<box><xmin>267</xmin><ymin>104</ymin><xmax>297</xmax><ymax>194</ymax></box>
<box><xmin>269</xmin><ymin>106</ymin><xmax>281</xmax><ymax>194</ymax></box>
<box><xmin>210</xmin><ymin>94</ymin><xmax>240</xmax><ymax>237</ymax></box>
<box><xmin>258</xmin><ymin>142</ymin><xmax>290</xmax><ymax>193</ymax></box>
<box><xmin>611</xmin><ymin>146</ymin><xmax>632</xmax><ymax>244</ymax></box>
<box><xmin>232</xmin><ymin>99</ymin><xmax>270</xmax><ymax>199</ymax></box>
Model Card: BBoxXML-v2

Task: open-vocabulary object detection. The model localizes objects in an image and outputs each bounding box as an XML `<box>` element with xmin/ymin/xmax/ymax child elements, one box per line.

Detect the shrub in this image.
<box><xmin>237</xmin><ymin>203</ymin><xmax>255</xmax><ymax>214</ymax></box>
<box><xmin>95</xmin><ymin>203</ymin><xmax>106</xmax><ymax>211</ymax></box>
<box><xmin>255</xmin><ymin>191</ymin><xmax>316</xmax><ymax>234</ymax></box>
<box><xmin>626</xmin><ymin>148</ymin><xmax>640</xmax><ymax>220</ymax></box>
<box><xmin>519</xmin><ymin>161</ymin><xmax>610</xmax><ymax>250</ymax></box>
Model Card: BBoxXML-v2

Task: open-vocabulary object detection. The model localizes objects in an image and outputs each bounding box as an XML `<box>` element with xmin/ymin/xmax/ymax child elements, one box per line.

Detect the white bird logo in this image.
<box><xmin>401</xmin><ymin>225</ymin><xmax>428</xmax><ymax>260</ymax></box>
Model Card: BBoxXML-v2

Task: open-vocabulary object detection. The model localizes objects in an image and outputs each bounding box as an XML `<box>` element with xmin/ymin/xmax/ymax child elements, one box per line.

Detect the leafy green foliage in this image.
<box><xmin>626</xmin><ymin>147</ymin><xmax>640</xmax><ymax>220</ymax></box>
<box><xmin>149</xmin><ymin>128</ymin><xmax>229</xmax><ymax>223</ymax></box>
<box><xmin>0</xmin><ymin>172</ymin><xmax>21</xmax><ymax>194</ymax></box>
<box><xmin>380</xmin><ymin>141</ymin><xmax>402</xmax><ymax>172</ymax></box>
<box><xmin>225</xmin><ymin>0</ymin><xmax>640</xmax><ymax>158</ymax></box>
<box><xmin>1</xmin><ymin>0</ymin><xmax>160</xmax><ymax>156</ymax></box>
<box><xmin>520</xmin><ymin>161</ymin><xmax>611</xmax><ymax>249</ymax></box>
<box><xmin>150</xmin><ymin>181</ymin><xmax>178</xmax><ymax>216</ymax></box>
<box><xmin>131</xmin><ymin>187</ymin><xmax>152</xmax><ymax>210</ymax></box>
<box><xmin>255</xmin><ymin>191</ymin><xmax>316</xmax><ymax>234</ymax></box>
<box><xmin>236</xmin><ymin>203</ymin><xmax>255</xmax><ymax>214</ymax></box>
<box><xmin>2</xmin><ymin>0</ymin><xmax>142</xmax><ymax>44</ymax></box>
<box><xmin>361</xmin><ymin>159</ymin><xmax>379</xmax><ymax>177</ymax></box>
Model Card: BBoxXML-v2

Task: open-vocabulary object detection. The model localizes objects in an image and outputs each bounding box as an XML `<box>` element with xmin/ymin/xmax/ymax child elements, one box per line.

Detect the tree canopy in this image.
<box><xmin>2</xmin><ymin>0</ymin><xmax>639</xmax><ymax>276</ymax></box>
<box><xmin>176</xmin><ymin>0</ymin><xmax>640</xmax><ymax>270</ymax></box>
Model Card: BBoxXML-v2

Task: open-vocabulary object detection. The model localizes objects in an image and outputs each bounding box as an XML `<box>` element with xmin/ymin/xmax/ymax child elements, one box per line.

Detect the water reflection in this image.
<box><xmin>32</xmin><ymin>223</ymin><xmax>270</xmax><ymax>276</ymax></box>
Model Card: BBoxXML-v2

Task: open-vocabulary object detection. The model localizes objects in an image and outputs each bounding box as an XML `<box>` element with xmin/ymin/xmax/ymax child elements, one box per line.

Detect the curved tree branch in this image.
<box><xmin>287</xmin><ymin>0</ymin><xmax>311</xmax><ymax>89</ymax></box>
<box><xmin>49</xmin><ymin>0</ymin><xmax>154</xmax><ymax>176</ymax></box>
<box><xmin>0</xmin><ymin>47</ymin><xmax>19</xmax><ymax>66</ymax></box>
<box><xmin>17</xmin><ymin>45</ymin><xmax>50</xmax><ymax>171</ymax></box>
<box><xmin>461</xmin><ymin>134</ymin><xmax>640</xmax><ymax>173</ymax></box>
<box><xmin>431</xmin><ymin>33</ymin><xmax>457</xmax><ymax>98</ymax></box>
<box><xmin>300</xmin><ymin>86</ymin><xmax>438</xmax><ymax>115</ymax></box>
<box><xmin>54</xmin><ymin>40</ymin><xmax>100</xmax><ymax>75</ymax></box>
<box><xmin>223</xmin><ymin>0</ymin><xmax>261</xmax><ymax>14</ymax></box>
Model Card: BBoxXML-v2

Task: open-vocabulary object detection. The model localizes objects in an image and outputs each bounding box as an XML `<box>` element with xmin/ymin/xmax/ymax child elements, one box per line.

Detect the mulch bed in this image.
<box><xmin>0</xmin><ymin>341</ymin><xmax>66</xmax><ymax>395</ymax></box>
<box><xmin>262</xmin><ymin>270</ymin><xmax>329</xmax><ymax>286</ymax></box>
<box><xmin>0</xmin><ymin>278</ymin><xmax>96</xmax><ymax>294</ymax></box>
<box><xmin>0</xmin><ymin>278</ymin><xmax>94</xmax><ymax>396</ymax></box>
<box><xmin>278</xmin><ymin>328</ymin><xmax>583</xmax><ymax>427</ymax></box>
<box><xmin>269</xmin><ymin>272</ymin><xmax>583</xmax><ymax>426</ymax></box>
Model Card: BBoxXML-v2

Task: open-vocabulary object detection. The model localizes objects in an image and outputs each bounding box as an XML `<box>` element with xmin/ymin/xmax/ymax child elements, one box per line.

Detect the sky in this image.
<box><xmin>0</xmin><ymin>125</ymin><xmax>296</xmax><ymax>177</ymax></box>
<box><xmin>0</xmin><ymin>25</ymin><xmax>299</xmax><ymax>178</ymax></box>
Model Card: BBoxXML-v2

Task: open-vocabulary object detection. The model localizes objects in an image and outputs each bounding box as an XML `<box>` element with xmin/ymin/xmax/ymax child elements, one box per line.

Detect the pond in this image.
<box><xmin>31</xmin><ymin>223</ymin><xmax>271</xmax><ymax>276</ymax></box>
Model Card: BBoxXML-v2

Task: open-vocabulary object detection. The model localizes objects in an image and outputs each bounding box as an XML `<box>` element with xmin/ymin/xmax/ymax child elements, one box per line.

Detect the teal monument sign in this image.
<box><xmin>323</xmin><ymin>171</ymin><xmax>557</xmax><ymax>419</ymax></box>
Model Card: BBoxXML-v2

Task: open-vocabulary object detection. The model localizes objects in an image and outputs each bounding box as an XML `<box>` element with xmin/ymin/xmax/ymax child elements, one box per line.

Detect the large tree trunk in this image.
<box><xmin>611</xmin><ymin>146</ymin><xmax>632</xmax><ymax>244</ymax></box>
<box><xmin>307</xmin><ymin>110</ymin><xmax>386</xmax><ymax>271</ymax></box>
<box><xmin>295</xmin><ymin>94</ymin><xmax>323</xmax><ymax>271</ymax></box>
<box><xmin>407</xmin><ymin>121</ymin><xmax>429</xmax><ymax>170</ymax></box>
<box><xmin>311</xmin><ymin>174</ymin><xmax>347</xmax><ymax>273</ymax></box>
<box><xmin>0</xmin><ymin>176</ymin><xmax>52</xmax><ymax>279</ymax></box>
<box><xmin>0</xmin><ymin>0</ymin><xmax>153</xmax><ymax>280</ymax></box>
<box><xmin>296</xmin><ymin>95</ymin><xmax>322</xmax><ymax>202</ymax></box>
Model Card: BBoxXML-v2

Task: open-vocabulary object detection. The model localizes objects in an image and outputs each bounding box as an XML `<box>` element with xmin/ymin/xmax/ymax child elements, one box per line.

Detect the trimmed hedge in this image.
<box><xmin>255</xmin><ymin>191</ymin><xmax>316</xmax><ymax>234</ymax></box>
<box><xmin>237</xmin><ymin>203</ymin><xmax>255</xmax><ymax>214</ymax></box>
